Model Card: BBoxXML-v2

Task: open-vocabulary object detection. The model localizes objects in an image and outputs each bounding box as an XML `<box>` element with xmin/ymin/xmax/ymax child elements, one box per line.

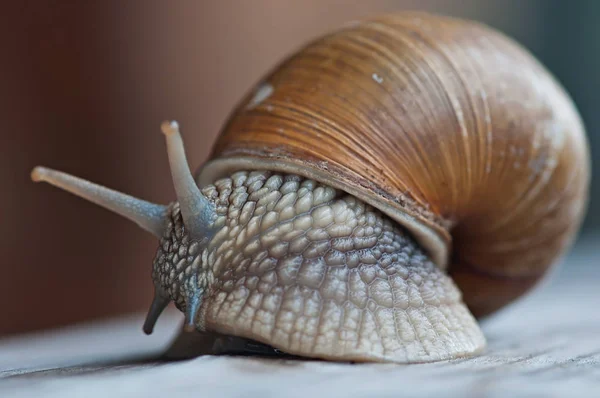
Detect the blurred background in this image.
<box><xmin>1</xmin><ymin>0</ymin><xmax>598</xmax><ymax>336</ymax></box>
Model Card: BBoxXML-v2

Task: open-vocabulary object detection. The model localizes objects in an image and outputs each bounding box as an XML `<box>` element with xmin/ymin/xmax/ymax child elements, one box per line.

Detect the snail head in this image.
<box><xmin>30</xmin><ymin>121</ymin><xmax>217</xmax><ymax>335</ymax></box>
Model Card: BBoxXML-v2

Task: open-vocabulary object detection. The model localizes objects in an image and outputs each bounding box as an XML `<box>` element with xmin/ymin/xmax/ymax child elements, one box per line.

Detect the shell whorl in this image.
<box><xmin>198</xmin><ymin>12</ymin><xmax>590</xmax><ymax>317</ymax></box>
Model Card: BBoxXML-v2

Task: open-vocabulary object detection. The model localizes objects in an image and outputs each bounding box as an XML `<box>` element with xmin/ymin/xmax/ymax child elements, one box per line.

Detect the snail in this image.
<box><xmin>30</xmin><ymin>11</ymin><xmax>589</xmax><ymax>364</ymax></box>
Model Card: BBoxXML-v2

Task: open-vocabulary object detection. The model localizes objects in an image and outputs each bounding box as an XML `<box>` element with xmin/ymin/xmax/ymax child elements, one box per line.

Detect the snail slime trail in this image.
<box><xmin>31</xmin><ymin>11</ymin><xmax>590</xmax><ymax>364</ymax></box>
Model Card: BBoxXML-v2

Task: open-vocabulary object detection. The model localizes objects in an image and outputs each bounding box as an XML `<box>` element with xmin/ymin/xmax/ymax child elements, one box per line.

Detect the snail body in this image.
<box><xmin>155</xmin><ymin>171</ymin><xmax>484</xmax><ymax>362</ymax></box>
<box><xmin>31</xmin><ymin>12</ymin><xmax>589</xmax><ymax>363</ymax></box>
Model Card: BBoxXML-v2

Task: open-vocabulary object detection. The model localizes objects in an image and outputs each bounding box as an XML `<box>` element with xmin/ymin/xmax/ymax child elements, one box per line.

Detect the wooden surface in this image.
<box><xmin>1</xmin><ymin>235</ymin><xmax>599</xmax><ymax>397</ymax></box>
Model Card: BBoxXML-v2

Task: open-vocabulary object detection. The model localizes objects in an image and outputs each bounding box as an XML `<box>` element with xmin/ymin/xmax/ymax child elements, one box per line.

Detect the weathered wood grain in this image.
<box><xmin>1</xmin><ymin>235</ymin><xmax>599</xmax><ymax>397</ymax></box>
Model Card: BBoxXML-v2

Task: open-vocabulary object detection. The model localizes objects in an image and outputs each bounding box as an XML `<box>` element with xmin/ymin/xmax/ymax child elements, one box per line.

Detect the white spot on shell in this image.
<box><xmin>246</xmin><ymin>83</ymin><xmax>274</xmax><ymax>110</ymax></box>
<box><xmin>372</xmin><ymin>73</ymin><xmax>384</xmax><ymax>84</ymax></box>
<box><xmin>529</xmin><ymin>154</ymin><xmax>546</xmax><ymax>175</ymax></box>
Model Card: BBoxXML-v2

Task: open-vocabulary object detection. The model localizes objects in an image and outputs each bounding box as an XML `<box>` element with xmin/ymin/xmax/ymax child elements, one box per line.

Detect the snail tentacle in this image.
<box><xmin>183</xmin><ymin>290</ymin><xmax>202</xmax><ymax>333</ymax></box>
<box><xmin>30</xmin><ymin>166</ymin><xmax>167</xmax><ymax>237</ymax></box>
<box><xmin>142</xmin><ymin>291</ymin><xmax>171</xmax><ymax>335</ymax></box>
<box><xmin>161</xmin><ymin>120</ymin><xmax>217</xmax><ymax>244</ymax></box>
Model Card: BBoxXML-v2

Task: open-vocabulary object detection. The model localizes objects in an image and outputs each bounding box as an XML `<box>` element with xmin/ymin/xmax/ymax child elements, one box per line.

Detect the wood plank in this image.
<box><xmin>1</xmin><ymin>235</ymin><xmax>599</xmax><ymax>397</ymax></box>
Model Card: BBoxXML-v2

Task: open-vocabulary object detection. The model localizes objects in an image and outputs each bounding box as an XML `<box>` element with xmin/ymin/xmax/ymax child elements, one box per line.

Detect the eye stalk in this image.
<box><xmin>31</xmin><ymin>121</ymin><xmax>217</xmax><ymax>335</ymax></box>
<box><xmin>161</xmin><ymin>121</ymin><xmax>217</xmax><ymax>243</ymax></box>
<box><xmin>30</xmin><ymin>166</ymin><xmax>168</xmax><ymax>237</ymax></box>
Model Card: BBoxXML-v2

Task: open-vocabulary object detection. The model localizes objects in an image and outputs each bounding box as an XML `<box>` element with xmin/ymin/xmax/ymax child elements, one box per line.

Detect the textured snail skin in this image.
<box><xmin>153</xmin><ymin>171</ymin><xmax>485</xmax><ymax>363</ymax></box>
<box><xmin>199</xmin><ymin>12</ymin><xmax>590</xmax><ymax>317</ymax></box>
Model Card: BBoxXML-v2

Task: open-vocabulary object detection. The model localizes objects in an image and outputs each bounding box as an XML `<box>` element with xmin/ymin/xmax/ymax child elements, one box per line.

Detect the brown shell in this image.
<box><xmin>197</xmin><ymin>12</ymin><xmax>590</xmax><ymax>317</ymax></box>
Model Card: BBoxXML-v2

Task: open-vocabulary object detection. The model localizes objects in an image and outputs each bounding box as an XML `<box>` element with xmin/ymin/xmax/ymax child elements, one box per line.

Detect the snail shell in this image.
<box><xmin>199</xmin><ymin>12</ymin><xmax>590</xmax><ymax>317</ymax></box>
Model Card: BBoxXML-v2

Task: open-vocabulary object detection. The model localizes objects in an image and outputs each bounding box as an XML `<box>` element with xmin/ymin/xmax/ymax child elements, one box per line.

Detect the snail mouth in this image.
<box><xmin>142</xmin><ymin>293</ymin><xmax>171</xmax><ymax>335</ymax></box>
